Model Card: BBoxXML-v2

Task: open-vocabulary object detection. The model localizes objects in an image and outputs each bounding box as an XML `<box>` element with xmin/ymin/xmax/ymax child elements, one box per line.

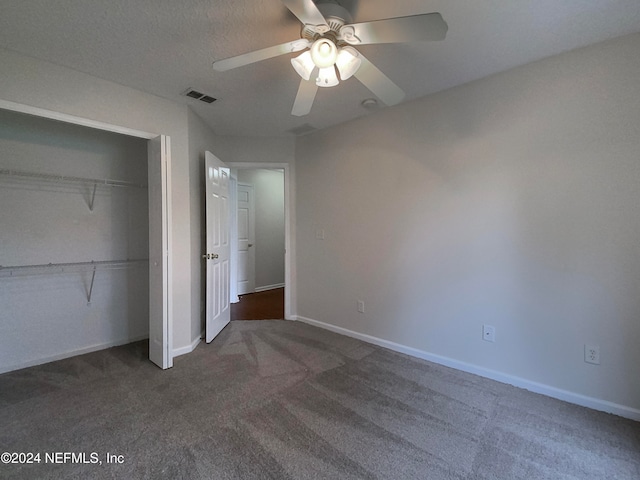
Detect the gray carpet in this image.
<box><xmin>0</xmin><ymin>320</ymin><xmax>638</xmax><ymax>479</ymax></box>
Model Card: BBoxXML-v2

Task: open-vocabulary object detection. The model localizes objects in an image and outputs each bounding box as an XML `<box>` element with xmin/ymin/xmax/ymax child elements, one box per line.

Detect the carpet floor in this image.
<box><xmin>0</xmin><ymin>320</ymin><xmax>638</xmax><ymax>479</ymax></box>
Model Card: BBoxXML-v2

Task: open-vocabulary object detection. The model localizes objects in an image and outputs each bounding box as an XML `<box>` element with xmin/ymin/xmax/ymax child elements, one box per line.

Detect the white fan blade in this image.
<box><xmin>281</xmin><ymin>0</ymin><xmax>328</xmax><ymax>29</ymax></box>
<box><xmin>213</xmin><ymin>39</ymin><xmax>310</xmax><ymax>71</ymax></box>
<box><xmin>291</xmin><ymin>78</ymin><xmax>318</xmax><ymax>116</ymax></box>
<box><xmin>353</xmin><ymin>53</ymin><xmax>405</xmax><ymax>106</ymax></box>
<box><xmin>342</xmin><ymin>13</ymin><xmax>447</xmax><ymax>45</ymax></box>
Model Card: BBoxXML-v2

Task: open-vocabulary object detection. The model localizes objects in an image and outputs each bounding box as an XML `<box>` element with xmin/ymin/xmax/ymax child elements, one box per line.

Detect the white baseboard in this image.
<box><xmin>173</xmin><ymin>334</ymin><xmax>202</xmax><ymax>358</ymax></box>
<box><xmin>0</xmin><ymin>334</ymin><xmax>149</xmax><ymax>375</ymax></box>
<box><xmin>294</xmin><ymin>315</ymin><xmax>640</xmax><ymax>422</ymax></box>
<box><xmin>254</xmin><ymin>283</ymin><xmax>285</xmax><ymax>293</ymax></box>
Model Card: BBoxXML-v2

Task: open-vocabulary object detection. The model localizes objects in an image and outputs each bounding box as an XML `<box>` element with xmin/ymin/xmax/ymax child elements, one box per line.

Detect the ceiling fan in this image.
<box><xmin>212</xmin><ymin>0</ymin><xmax>448</xmax><ymax>116</ymax></box>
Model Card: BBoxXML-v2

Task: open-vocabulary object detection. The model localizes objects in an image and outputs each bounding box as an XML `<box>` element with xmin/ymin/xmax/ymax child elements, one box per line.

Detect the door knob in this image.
<box><xmin>211</xmin><ymin>253</ymin><xmax>219</xmax><ymax>259</ymax></box>
<box><xmin>248</xmin><ymin>244</ymin><xmax>254</xmax><ymax>248</ymax></box>
<box><xmin>202</xmin><ymin>253</ymin><xmax>219</xmax><ymax>260</ymax></box>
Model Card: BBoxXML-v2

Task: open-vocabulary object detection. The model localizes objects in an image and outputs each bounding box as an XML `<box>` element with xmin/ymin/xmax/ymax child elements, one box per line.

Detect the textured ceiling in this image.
<box><xmin>1</xmin><ymin>0</ymin><xmax>639</xmax><ymax>137</ymax></box>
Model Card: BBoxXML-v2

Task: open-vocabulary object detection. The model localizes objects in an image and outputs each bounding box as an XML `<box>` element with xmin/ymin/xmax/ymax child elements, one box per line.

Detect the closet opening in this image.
<box><xmin>0</xmin><ymin>107</ymin><xmax>170</xmax><ymax>373</ymax></box>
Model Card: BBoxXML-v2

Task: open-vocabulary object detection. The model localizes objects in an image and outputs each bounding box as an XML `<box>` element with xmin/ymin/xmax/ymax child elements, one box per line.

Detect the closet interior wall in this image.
<box><xmin>0</xmin><ymin>109</ymin><xmax>149</xmax><ymax>373</ymax></box>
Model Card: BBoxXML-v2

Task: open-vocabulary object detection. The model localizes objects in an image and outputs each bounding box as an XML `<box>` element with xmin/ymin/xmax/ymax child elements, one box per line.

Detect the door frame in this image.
<box><xmin>227</xmin><ymin>162</ymin><xmax>295</xmax><ymax>320</ymax></box>
<box><xmin>0</xmin><ymin>98</ymin><xmax>174</xmax><ymax>368</ymax></box>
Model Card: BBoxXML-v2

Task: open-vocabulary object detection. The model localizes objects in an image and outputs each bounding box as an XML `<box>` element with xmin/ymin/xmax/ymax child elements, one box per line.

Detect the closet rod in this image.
<box><xmin>0</xmin><ymin>259</ymin><xmax>148</xmax><ymax>277</ymax></box>
<box><xmin>0</xmin><ymin>168</ymin><xmax>147</xmax><ymax>188</ymax></box>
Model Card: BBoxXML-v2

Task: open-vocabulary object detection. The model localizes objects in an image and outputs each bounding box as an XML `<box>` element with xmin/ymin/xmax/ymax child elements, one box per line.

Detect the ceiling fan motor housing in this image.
<box><xmin>293</xmin><ymin>2</ymin><xmax>365</xmax><ymax>88</ymax></box>
<box><xmin>302</xmin><ymin>2</ymin><xmax>353</xmax><ymax>42</ymax></box>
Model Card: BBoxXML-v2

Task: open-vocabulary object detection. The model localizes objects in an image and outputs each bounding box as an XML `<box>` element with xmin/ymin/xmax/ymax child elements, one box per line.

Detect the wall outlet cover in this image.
<box><xmin>483</xmin><ymin>324</ymin><xmax>496</xmax><ymax>342</ymax></box>
<box><xmin>584</xmin><ymin>344</ymin><xmax>600</xmax><ymax>365</ymax></box>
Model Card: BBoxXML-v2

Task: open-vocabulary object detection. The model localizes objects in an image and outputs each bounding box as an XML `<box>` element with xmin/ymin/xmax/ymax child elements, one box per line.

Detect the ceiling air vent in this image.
<box><xmin>182</xmin><ymin>88</ymin><xmax>217</xmax><ymax>104</ymax></box>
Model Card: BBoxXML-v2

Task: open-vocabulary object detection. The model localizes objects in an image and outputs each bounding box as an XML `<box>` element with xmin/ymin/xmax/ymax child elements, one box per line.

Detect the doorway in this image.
<box><xmin>232</xmin><ymin>169</ymin><xmax>284</xmax><ymax>320</ymax></box>
<box><xmin>227</xmin><ymin>162</ymin><xmax>293</xmax><ymax>321</ymax></box>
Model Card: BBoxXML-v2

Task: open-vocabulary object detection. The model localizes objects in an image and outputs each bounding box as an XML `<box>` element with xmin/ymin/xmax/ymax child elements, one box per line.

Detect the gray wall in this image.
<box><xmin>0</xmin><ymin>109</ymin><xmax>149</xmax><ymax>372</ymax></box>
<box><xmin>295</xmin><ymin>33</ymin><xmax>640</xmax><ymax>413</ymax></box>
<box><xmin>237</xmin><ymin>169</ymin><xmax>285</xmax><ymax>291</ymax></box>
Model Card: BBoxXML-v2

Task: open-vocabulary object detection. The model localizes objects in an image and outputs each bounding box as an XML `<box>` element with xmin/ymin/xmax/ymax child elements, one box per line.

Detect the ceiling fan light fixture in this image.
<box><xmin>291</xmin><ymin>50</ymin><xmax>315</xmax><ymax>80</ymax></box>
<box><xmin>310</xmin><ymin>38</ymin><xmax>338</xmax><ymax>68</ymax></box>
<box><xmin>336</xmin><ymin>46</ymin><xmax>362</xmax><ymax>80</ymax></box>
<box><xmin>316</xmin><ymin>66</ymin><xmax>339</xmax><ymax>88</ymax></box>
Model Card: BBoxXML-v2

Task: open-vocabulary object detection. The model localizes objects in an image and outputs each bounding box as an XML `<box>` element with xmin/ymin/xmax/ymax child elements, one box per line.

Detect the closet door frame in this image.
<box><xmin>0</xmin><ymin>99</ymin><xmax>173</xmax><ymax>369</ymax></box>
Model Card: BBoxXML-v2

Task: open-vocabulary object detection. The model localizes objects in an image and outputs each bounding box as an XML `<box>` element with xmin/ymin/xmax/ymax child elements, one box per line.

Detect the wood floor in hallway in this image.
<box><xmin>231</xmin><ymin>287</ymin><xmax>284</xmax><ymax>320</ymax></box>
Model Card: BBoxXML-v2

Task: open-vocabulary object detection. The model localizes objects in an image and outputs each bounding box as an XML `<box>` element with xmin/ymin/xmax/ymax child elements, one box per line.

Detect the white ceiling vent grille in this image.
<box><xmin>182</xmin><ymin>88</ymin><xmax>217</xmax><ymax>104</ymax></box>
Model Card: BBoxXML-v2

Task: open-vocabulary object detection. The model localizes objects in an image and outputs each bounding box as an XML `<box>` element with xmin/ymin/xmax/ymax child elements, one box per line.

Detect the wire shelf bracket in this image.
<box><xmin>88</xmin><ymin>183</ymin><xmax>98</xmax><ymax>212</ymax></box>
<box><xmin>0</xmin><ymin>259</ymin><xmax>149</xmax><ymax>305</ymax></box>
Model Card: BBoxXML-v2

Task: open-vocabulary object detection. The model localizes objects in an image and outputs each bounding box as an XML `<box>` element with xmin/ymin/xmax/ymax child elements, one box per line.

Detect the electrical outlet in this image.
<box><xmin>584</xmin><ymin>344</ymin><xmax>600</xmax><ymax>365</ymax></box>
<box><xmin>357</xmin><ymin>300</ymin><xmax>365</xmax><ymax>314</ymax></box>
<box><xmin>483</xmin><ymin>325</ymin><xmax>496</xmax><ymax>342</ymax></box>
<box><xmin>315</xmin><ymin>229</ymin><xmax>325</xmax><ymax>240</ymax></box>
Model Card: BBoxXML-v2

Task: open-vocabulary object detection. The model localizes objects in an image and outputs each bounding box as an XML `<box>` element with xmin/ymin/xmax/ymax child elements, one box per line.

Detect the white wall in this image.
<box><xmin>210</xmin><ymin>136</ymin><xmax>295</xmax><ymax>166</ymax></box>
<box><xmin>0</xmin><ymin>109</ymin><xmax>149</xmax><ymax>372</ymax></box>
<box><xmin>237</xmin><ymin>169</ymin><xmax>285</xmax><ymax>290</ymax></box>
<box><xmin>295</xmin><ymin>33</ymin><xmax>640</xmax><ymax>416</ymax></box>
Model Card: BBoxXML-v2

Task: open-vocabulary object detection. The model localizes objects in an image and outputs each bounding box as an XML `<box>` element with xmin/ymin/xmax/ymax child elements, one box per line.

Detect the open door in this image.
<box><xmin>205</xmin><ymin>151</ymin><xmax>231</xmax><ymax>342</ymax></box>
<box><xmin>148</xmin><ymin>135</ymin><xmax>172</xmax><ymax>368</ymax></box>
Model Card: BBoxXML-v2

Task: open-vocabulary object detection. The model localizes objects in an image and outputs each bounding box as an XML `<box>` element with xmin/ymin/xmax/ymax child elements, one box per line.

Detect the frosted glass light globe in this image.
<box><xmin>310</xmin><ymin>38</ymin><xmax>338</xmax><ymax>68</ymax></box>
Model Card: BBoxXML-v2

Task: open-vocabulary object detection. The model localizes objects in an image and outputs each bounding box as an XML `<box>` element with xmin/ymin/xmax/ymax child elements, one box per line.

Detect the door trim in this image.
<box><xmin>148</xmin><ymin>135</ymin><xmax>173</xmax><ymax>368</ymax></box>
<box><xmin>226</xmin><ymin>162</ymin><xmax>295</xmax><ymax>320</ymax></box>
<box><xmin>0</xmin><ymin>99</ymin><xmax>156</xmax><ymax>139</ymax></box>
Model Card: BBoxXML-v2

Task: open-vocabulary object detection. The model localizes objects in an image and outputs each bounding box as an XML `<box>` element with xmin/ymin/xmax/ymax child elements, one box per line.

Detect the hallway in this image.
<box><xmin>230</xmin><ymin>287</ymin><xmax>284</xmax><ymax>320</ymax></box>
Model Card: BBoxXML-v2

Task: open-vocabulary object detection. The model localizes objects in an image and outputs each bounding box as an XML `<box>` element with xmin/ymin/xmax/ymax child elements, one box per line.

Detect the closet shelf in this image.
<box><xmin>0</xmin><ymin>168</ymin><xmax>147</xmax><ymax>211</ymax></box>
<box><xmin>0</xmin><ymin>259</ymin><xmax>148</xmax><ymax>277</ymax></box>
<box><xmin>0</xmin><ymin>259</ymin><xmax>149</xmax><ymax>304</ymax></box>
<box><xmin>0</xmin><ymin>168</ymin><xmax>147</xmax><ymax>189</ymax></box>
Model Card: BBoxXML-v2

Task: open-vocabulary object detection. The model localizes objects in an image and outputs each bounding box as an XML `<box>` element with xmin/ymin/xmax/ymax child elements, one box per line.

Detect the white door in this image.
<box><xmin>237</xmin><ymin>183</ymin><xmax>255</xmax><ymax>295</ymax></box>
<box><xmin>205</xmin><ymin>151</ymin><xmax>231</xmax><ymax>343</ymax></box>
<box><xmin>148</xmin><ymin>135</ymin><xmax>171</xmax><ymax>369</ymax></box>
